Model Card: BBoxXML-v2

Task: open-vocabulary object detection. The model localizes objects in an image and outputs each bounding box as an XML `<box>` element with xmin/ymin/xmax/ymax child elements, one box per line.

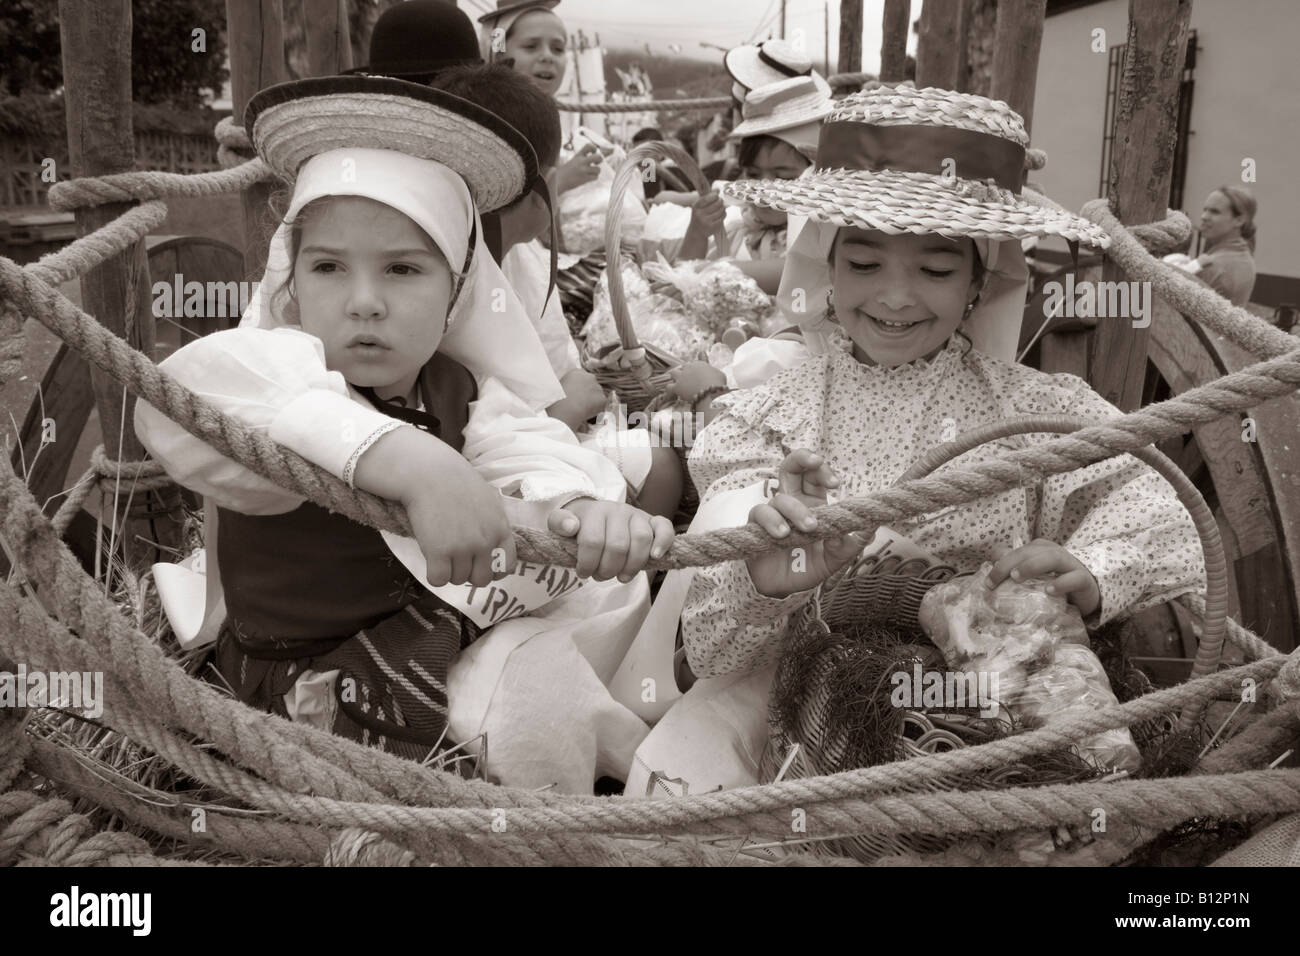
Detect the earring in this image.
<box><xmin>962</xmin><ymin>295</ymin><xmax>979</xmax><ymax>321</ymax></box>
<box><xmin>825</xmin><ymin>288</ymin><xmax>836</xmax><ymax>320</ymax></box>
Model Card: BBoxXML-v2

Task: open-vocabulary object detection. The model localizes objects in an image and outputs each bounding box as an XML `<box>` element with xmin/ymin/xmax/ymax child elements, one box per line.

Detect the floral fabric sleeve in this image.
<box><xmin>1031</xmin><ymin>377</ymin><xmax>1205</xmax><ymax>627</ymax></box>
<box><xmin>680</xmin><ymin>389</ymin><xmax>818</xmax><ymax>678</ymax></box>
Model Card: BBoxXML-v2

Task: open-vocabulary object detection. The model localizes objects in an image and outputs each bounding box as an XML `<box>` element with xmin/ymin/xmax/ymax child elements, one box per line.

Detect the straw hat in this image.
<box><xmin>343</xmin><ymin>0</ymin><xmax>483</xmax><ymax>81</ymax></box>
<box><xmin>724</xmin><ymin>39</ymin><xmax>832</xmax><ymax>97</ymax></box>
<box><xmin>728</xmin><ymin>75</ymin><xmax>833</xmax><ymax>146</ymax></box>
<box><xmin>723</xmin><ymin>85</ymin><xmax>1110</xmax><ymax>247</ymax></box>
<box><xmin>246</xmin><ymin>75</ymin><xmax>537</xmax><ymax>213</ymax></box>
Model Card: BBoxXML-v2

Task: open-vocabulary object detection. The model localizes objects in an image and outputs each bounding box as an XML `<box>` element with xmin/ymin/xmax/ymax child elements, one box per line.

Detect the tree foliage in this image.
<box><xmin>130</xmin><ymin>0</ymin><xmax>229</xmax><ymax>106</ymax></box>
<box><xmin>0</xmin><ymin>0</ymin><xmax>228</xmax><ymax>107</ymax></box>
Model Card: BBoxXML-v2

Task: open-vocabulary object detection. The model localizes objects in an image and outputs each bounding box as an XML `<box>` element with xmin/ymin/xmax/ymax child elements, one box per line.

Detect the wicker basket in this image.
<box><xmin>586</xmin><ymin>140</ymin><xmax>729</xmax><ymax>414</ymax></box>
<box><xmin>761</xmin><ymin>414</ymin><xmax>1230</xmax><ymax>863</ymax></box>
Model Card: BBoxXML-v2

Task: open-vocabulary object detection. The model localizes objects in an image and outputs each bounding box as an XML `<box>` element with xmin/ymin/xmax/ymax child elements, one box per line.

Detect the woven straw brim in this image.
<box><xmin>723</xmin><ymin>167</ymin><xmax>1111</xmax><ymax>246</ymax></box>
<box><xmin>729</xmin><ymin>103</ymin><xmax>832</xmax><ymax>141</ymax></box>
<box><xmin>252</xmin><ymin>91</ymin><xmax>526</xmax><ymax>212</ymax></box>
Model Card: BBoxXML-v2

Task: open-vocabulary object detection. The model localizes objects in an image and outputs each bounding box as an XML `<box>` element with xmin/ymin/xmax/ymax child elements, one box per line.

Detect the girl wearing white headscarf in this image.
<box><xmin>136</xmin><ymin>74</ymin><xmax>666</xmax><ymax>789</ymax></box>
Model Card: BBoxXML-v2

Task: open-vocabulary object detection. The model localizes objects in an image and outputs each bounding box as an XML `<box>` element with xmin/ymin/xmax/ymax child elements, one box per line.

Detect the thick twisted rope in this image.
<box><xmin>50</xmin><ymin>445</ymin><xmax>172</xmax><ymax>537</ymax></box>
<box><xmin>3</xmin><ymin>130</ymin><xmax>1298</xmax><ymax>863</ymax></box>
<box><xmin>8</xmin><ymin>527</ymin><xmax>1288</xmax><ymax>846</ymax></box>
<box><xmin>554</xmin><ymin>71</ymin><xmax>876</xmax><ymax>114</ymax></box>
<box><xmin>6</xmin><ymin>125</ymin><xmax>1299</xmax><ymax>573</ymax></box>
<box><xmin>0</xmin><ymin>550</ymin><xmax>778</xmax><ymax>865</ymax></box>
<box><xmin>8</xmin><ymin>244</ymin><xmax>1300</xmax><ymax>576</ymax></box>
<box><xmin>0</xmin><ymin>790</ymin><xmax>156</xmax><ymax>866</ymax></box>
<box><xmin>8</xmin><ymin>438</ymin><xmax>1293</xmax><ymax>853</ymax></box>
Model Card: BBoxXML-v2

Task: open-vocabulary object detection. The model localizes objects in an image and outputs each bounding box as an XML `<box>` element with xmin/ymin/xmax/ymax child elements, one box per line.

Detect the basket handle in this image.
<box><xmin>605</xmin><ymin>141</ymin><xmax>730</xmax><ymax>353</ymax></box>
<box><xmin>897</xmin><ymin>414</ymin><xmax>1228</xmax><ymax>730</ymax></box>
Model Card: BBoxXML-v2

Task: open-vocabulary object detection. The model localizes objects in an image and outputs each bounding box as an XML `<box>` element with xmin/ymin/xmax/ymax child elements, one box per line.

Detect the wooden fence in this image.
<box><xmin>0</xmin><ymin>131</ymin><xmax>219</xmax><ymax>209</ymax></box>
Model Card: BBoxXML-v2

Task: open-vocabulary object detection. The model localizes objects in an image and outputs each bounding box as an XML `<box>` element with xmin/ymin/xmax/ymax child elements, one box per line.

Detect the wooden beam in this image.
<box><xmin>915</xmin><ymin>0</ymin><xmax>968</xmax><ymax>90</ymax></box>
<box><xmin>989</xmin><ymin>0</ymin><xmax>1047</xmax><ymax>133</ymax></box>
<box><xmin>879</xmin><ymin>0</ymin><xmax>910</xmax><ymax>82</ymax></box>
<box><xmin>303</xmin><ymin>0</ymin><xmax>353</xmax><ymax>75</ymax></box>
<box><xmin>1089</xmin><ymin>0</ymin><xmax>1192</xmax><ymax>413</ymax></box>
<box><xmin>226</xmin><ymin>0</ymin><xmax>289</xmax><ymax>278</ymax></box>
<box><xmin>56</xmin><ymin>0</ymin><xmax>183</xmax><ymax>569</ymax></box>
<box><xmin>837</xmin><ymin>0</ymin><xmax>864</xmax><ymax>75</ymax></box>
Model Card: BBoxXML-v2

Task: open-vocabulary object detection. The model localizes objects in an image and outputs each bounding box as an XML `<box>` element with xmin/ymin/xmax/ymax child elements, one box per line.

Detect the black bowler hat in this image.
<box><xmin>344</xmin><ymin>0</ymin><xmax>483</xmax><ymax>82</ymax></box>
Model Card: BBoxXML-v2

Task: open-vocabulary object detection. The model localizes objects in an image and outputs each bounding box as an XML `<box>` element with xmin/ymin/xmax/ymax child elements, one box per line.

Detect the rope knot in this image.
<box><xmin>215</xmin><ymin>117</ymin><xmax>256</xmax><ymax>170</ymax></box>
<box><xmin>324</xmin><ymin>827</ymin><xmax>418</xmax><ymax>866</ymax></box>
<box><xmin>1272</xmin><ymin>646</ymin><xmax>1300</xmax><ymax>704</ymax></box>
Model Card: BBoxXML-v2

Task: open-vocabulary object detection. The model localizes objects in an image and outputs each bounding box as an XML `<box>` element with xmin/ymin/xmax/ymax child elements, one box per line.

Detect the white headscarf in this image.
<box><xmin>241</xmin><ymin>147</ymin><xmax>564</xmax><ymax>410</ymax></box>
<box><xmin>776</xmin><ymin>218</ymin><xmax>1031</xmax><ymax>363</ymax></box>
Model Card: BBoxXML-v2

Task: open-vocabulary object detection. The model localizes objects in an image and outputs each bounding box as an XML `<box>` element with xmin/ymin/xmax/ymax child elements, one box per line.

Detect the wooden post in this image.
<box><xmin>303</xmin><ymin>0</ymin><xmax>353</xmax><ymax>75</ymax></box>
<box><xmin>1089</xmin><ymin>0</ymin><xmax>1193</xmax><ymax>412</ymax></box>
<box><xmin>989</xmin><ymin>0</ymin><xmax>1047</xmax><ymax>134</ymax></box>
<box><xmin>914</xmin><ymin>0</ymin><xmax>968</xmax><ymax>90</ymax></box>
<box><xmin>226</xmin><ymin>0</ymin><xmax>289</xmax><ymax>278</ymax></box>
<box><xmin>838</xmin><ymin>0</ymin><xmax>864</xmax><ymax>75</ymax></box>
<box><xmin>57</xmin><ymin>0</ymin><xmax>183</xmax><ymax>569</ymax></box>
<box><xmin>965</xmin><ymin>0</ymin><xmax>999</xmax><ymax>97</ymax></box>
<box><xmin>879</xmin><ymin>0</ymin><xmax>910</xmax><ymax>82</ymax></box>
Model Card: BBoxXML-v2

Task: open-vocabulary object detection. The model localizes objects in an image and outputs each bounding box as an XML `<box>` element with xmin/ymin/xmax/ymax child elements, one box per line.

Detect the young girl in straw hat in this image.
<box><xmin>135</xmin><ymin>75</ymin><xmax>672</xmax><ymax>790</ymax></box>
<box><xmin>663</xmin><ymin>74</ymin><xmax>834</xmax><ymax>413</ymax></box>
<box><xmin>625</xmin><ymin>85</ymin><xmax>1206</xmax><ymax>796</ymax></box>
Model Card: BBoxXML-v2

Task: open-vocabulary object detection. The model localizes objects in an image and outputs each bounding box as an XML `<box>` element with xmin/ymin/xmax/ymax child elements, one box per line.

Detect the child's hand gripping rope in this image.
<box><xmin>357</xmin><ymin>426</ymin><xmax>517</xmax><ymax>589</ymax></box>
<box><xmin>548</xmin><ymin>499</ymin><xmax>676</xmax><ymax>583</ymax></box>
<box><xmin>745</xmin><ymin>450</ymin><xmax>868</xmax><ymax>598</ymax></box>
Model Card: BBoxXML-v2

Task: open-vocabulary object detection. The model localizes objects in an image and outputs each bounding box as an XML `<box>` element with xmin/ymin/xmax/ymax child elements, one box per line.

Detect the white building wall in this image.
<box><xmin>1031</xmin><ymin>0</ymin><xmax>1299</xmax><ymax>286</ymax></box>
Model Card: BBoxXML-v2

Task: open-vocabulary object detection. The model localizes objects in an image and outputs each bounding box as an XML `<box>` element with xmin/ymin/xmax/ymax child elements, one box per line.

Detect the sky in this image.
<box><xmin>456</xmin><ymin>0</ymin><xmax>925</xmax><ymax>72</ymax></box>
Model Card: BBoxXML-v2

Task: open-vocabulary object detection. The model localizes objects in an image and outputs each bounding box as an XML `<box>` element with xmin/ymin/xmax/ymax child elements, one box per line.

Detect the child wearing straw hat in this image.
<box><xmin>134</xmin><ymin>75</ymin><xmax>670</xmax><ymax>789</ymax></box>
<box><xmin>661</xmin><ymin>74</ymin><xmax>834</xmax><ymax>421</ymax></box>
<box><xmin>625</xmin><ymin>85</ymin><xmax>1205</xmax><ymax>796</ymax></box>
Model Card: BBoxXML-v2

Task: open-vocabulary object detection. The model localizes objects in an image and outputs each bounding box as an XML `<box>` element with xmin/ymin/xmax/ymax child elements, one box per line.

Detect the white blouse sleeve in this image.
<box><xmin>460</xmin><ymin>375</ymin><xmax>628</xmax><ymax>527</ymax></box>
<box><xmin>501</xmin><ymin>241</ymin><xmax>581</xmax><ymax>379</ymax></box>
<box><xmin>134</xmin><ymin>327</ymin><xmax>402</xmax><ymax>515</ymax></box>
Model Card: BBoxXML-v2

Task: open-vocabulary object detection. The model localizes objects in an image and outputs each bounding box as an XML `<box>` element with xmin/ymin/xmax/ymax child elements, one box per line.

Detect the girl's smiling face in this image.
<box><xmin>504</xmin><ymin>10</ymin><xmax>567</xmax><ymax>97</ymax></box>
<box><xmin>829</xmin><ymin>227</ymin><xmax>982</xmax><ymax>367</ymax></box>
<box><xmin>293</xmin><ymin>197</ymin><xmax>453</xmax><ymax>403</ymax></box>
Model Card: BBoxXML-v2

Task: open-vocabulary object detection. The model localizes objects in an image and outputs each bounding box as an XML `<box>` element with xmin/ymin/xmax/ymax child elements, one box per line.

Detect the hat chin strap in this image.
<box><xmin>536</xmin><ymin>174</ymin><xmax>557</xmax><ymax>318</ymax></box>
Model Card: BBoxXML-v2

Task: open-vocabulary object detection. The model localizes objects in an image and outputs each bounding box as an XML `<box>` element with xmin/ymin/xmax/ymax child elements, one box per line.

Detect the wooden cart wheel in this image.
<box><xmin>2</xmin><ymin>235</ymin><xmax>244</xmax><ymax>575</ymax></box>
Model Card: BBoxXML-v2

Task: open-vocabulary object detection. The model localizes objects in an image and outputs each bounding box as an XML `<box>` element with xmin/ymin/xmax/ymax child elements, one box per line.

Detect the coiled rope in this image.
<box><xmin>2</xmin><ymin>116</ymin><xmax>1298</xmax><ymax>865</ymax></box>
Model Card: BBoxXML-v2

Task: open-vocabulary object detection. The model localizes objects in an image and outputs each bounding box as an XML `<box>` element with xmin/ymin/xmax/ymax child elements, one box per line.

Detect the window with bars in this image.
<box><xmin>1099</xmin><ymin>30</ymin><xmax>1198</xmax><ymax>216</ymax></box>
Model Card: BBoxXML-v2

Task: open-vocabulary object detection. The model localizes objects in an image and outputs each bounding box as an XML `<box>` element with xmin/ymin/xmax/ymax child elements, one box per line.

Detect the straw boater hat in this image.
<box><xmin>245</xmin><ymin>74</ymin><xmax>537</xmax><ymax>213</ymax></box>
<box><xmin>723</xmin><ymin>84</ymin><xmax>1110</xmax><ymax>246</ymax></box>
<box><xmin>725</xmin><ymin>39</ymin><xmax>832</xmax><ymax>97</ymax></box>
<box><xmin>343</xmin><ymin>0</ymin><xmax>483</xmax><ymax>81</ymax></box>
<box><xmin>726</xmin><ymin>86</ymin><xmax>1110</xmax><ymax>363</ymax></box>
<box><xmin>728</xmin><ymin>75</ymin><xmax>834</xmax><ymax>162</ymax></box>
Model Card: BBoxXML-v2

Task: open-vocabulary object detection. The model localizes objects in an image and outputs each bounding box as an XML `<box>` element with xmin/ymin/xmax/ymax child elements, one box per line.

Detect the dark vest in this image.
<box><xmin>217</xmin><ymin>353</ymin><xmax>478</xmax><ymax>650</ymax></box>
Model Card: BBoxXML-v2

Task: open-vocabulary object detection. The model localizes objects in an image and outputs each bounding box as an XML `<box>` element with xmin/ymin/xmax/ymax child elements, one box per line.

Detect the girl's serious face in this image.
<box><xmin>504</xmin><ymin>11</ymin><xmax>567</xmax><ymax>97</ymax></box>
<box><xmin>294</xmin><ymin>197</ymin><xmax>452</xmax><ymax>403</ymax></box>
<box><xmin>830</xmin><ymin>227</ymin><xmax>980</xmax><ymax>368</ymax></box>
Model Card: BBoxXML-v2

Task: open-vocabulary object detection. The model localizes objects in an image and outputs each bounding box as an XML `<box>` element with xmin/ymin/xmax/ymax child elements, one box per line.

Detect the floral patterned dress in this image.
<box><xmin>681</xmin><ymin>336</ymin><xmax>1206</xmax><ymax>678</ymax></box>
